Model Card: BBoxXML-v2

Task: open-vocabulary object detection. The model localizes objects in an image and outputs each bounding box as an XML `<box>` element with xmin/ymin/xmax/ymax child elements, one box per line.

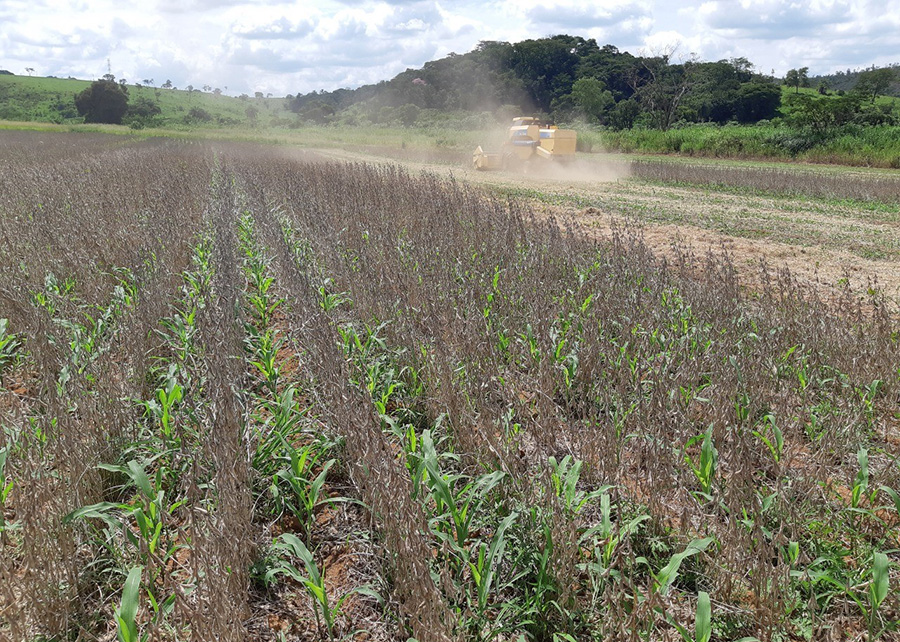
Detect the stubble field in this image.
<box><xmin>1</xmin><ymin>130</ymin><xmax>899</xmax><ymax>642</ymax></box>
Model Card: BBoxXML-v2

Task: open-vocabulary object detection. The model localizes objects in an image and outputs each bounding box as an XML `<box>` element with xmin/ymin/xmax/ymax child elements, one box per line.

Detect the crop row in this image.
<box><xmin>0</xmin><ymin>133</ymin><xmax>898</xmax><ymax>642</ymax></box>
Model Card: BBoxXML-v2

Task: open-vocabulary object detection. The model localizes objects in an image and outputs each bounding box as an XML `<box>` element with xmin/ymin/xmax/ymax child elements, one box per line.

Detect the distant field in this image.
<box><xmin>4</xmin><ymin>73</ymin><xmax>900</xmax><ymax>167</ymax></box>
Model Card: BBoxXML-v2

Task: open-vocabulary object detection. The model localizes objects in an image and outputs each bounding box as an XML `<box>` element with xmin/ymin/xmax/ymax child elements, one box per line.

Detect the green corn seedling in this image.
<box><xmin>245</xmin><ymin>325</ymin><xmax>282</xmax><ymax>395</ymax></box>
<box><xmin>870</xmin><ymin>552</ymin><xmax>890</xmax><ymax>624</ymax></box>
<box><xmin>319</xmin><ymin>278</ymin><xmax>350</xmax><ymax>312</ymax></box>
<box><xmin>253</xmin><ymin>386</ymin><xmax>306</xmax><ymax>476</ymax></box>
<box><xmin>548</xmin><ymin>455</ymin><xmax>610</xmax><ymax>516</ymax></box>
<box><xmin>649</xmin><ymin>536</ymin><xmax>715</xmax><ymax>596</ymax></box>
<box><xmin>268</xmin><ymin>533</ymin><xmax>379</xmax><ymax>641</ymax></box>
<box><xmin>668</xmin><ymin>591</ymin><xmax>762</xmax><ymax>642</ymax></box>
<box><xmin>0</xmin><ymin>447</ymin><xmax>12</xmax><ymax>538</ymax></box>
<box><xmin>115</xmin><ymin>566</ymin><xmax>145</xmax><ymax>642</ymax></box>
<box><xmin>65</xmin><ymin>459</ymin><xmax>181</xmax><ymax>620</ymax></box>
<box><xmin>158</xmin><ymin>310</ymin><xmax>198</xmax><ymax>365</ymax></box>
<box><xmin>421</xmin><ymin>430</ymin><xmax>505</xmax><ymax>553</ymax></box>
<box><xmin>752</xmin><ymin>414</ymin><xmax>784</xmax><ymax>464</ymax></box>
<box><xmin>0</xmin><ymin>318</ymin><xmax>23</xmax><ymax>374</ymax></box>
<box><xmin>580</xmin><ymin>492</ymin><xmax>650</xmax><ymax>601</ymax></box>
<box><xmin>518</xmin><ymin>323</ymin><xmax>542</xmax><ymax>365</ymax></box>
<box><xmin>685</xmin><ymin>426</ymin><xmax>717</xmax><ymax>499</ymax></box>
<box><xmin>141</xmin><ymin>375</ymin><xmax>183</xmax><ymax>445</ymax></box>
<box><xmin>273</xmin><ymin>438</ymin><xmax>337</xmax><ymax>535</ymax></box>
<box><xmin>470</xmin><ymin>511</ymin><xmax>517</xmax><ymax>614</ymax></box>
<box><xmin>878</xmin><ymin>483</ymin><xmax>900</xmax><ymax>518</ymax></box>
<box><xmin>851</xmin><ymin>447</ymin><xmax>873</xmax><ymax>509</ymax></box>
<box><xmin>668</xmin><ymin>591</ymin><xmax>713</xmax><ymax>642</ymax></box>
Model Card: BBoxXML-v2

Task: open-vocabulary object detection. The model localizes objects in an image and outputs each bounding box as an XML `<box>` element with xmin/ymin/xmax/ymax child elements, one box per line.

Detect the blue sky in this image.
<box><xmin>1</xmin><ymin>0</ymin><xmax>897</xmax><ymax>96</ymax></box>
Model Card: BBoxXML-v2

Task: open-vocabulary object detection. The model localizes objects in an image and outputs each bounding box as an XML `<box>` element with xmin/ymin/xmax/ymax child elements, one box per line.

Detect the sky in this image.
<box><xmin>1</xmin><ymin>0</ymin><xmax>898</xmax><ymax>97</ymax></box>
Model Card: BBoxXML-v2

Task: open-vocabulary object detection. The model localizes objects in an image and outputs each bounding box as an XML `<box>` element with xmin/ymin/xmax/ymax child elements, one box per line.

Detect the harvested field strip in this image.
<box><xmin>627</xmin><ymin>158</ymin><xmax>900</xmax><ymax>204</ymax></box>
<box><xmin>1</xmin><ymin>132</ymin><xmax>899</xmax><ymax>642</ymax></box>
<box><xmin>492</xmin><ymin>181</ymin><xmax>900</xmax><ymax>264</ymax></box>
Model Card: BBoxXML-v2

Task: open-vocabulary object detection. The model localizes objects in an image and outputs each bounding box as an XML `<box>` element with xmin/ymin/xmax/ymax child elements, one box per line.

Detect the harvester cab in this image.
<box><xmin>473</xmin><ymin>117</ymin><xmax>577</xmax><ymax>171</ymax></box>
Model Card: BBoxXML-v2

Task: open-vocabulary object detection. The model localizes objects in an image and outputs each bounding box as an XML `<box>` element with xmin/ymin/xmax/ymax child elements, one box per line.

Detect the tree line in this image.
<box><xmin>287</xmin><ymin>36</ymin><xmax>783</xmax><ymax>129</ymax></box>
<box><xmin>287</xmin><ymin>35</ymin><xmax>898</xmax><ymax>133</ymax></box>
<box><xmin>59</xmin><ymin>34</ymin><xmax>900</xmax><ymax>134</ymax></box>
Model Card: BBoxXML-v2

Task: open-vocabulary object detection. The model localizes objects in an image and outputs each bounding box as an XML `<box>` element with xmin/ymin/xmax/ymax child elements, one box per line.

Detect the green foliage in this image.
<box><xmin>752</xmin><ymin>414</ymin><xmax>784</xmax><ymax>464</ymax></box>
<box><xmin>650</xmin><ymin>537</ymin><xmax>715</xmax><ymax>596</ymax></box>
<box><xmin>184</xmin><ymin>107</ymin><xmax>213</xmax><ymax>123</ymax></box>
<box><xmin>599</xmin><ymin>120</ymin><xmax>900</xmax><ymax>166</ymax></box>
<box><xmin>7</xmin><ymin>132</ymin><xmax>900</xmax><ymax>642</ymax></box>
<box><xmin>286</xmin><ymin>35</ymin><xmax>790</xmax><ymax>128</ymax></box>
<box><xmin>684</xmin><ymin>426</ymin><xmax>717</xmax><ymax>498</ymax></box>
<box><xmin>784</xmin><ymin>67</ymin><xmax>810</xmax><ymax>93</ymax></box>
<box><xmin>856</xmin><ymin>68</ymin><xmax>898</xmax><ymax>103</ymax></box>
<box><xmin>0</xmin><ymin>447</ymin><xmax>13</xmax><ymax>536</ymax></box>
<box><xmin>124</xmin><ymin>96</ymin><xmax>161</xmax><ymax>128</ymax></box>
<box><xmin>267</xmin><ymin>533</ymin><xmax>379</xmax><ymax>640</ymax></box>
<box><xmin>64</xmin><ymin>458</ymin><xmax>182</xmax><ymax>629</ymax></box>
<box><xmin>607</xmin><ymin>98</ymin><xmax>641</xmax><ymax>130</ymax></box>
<box><xmin>0</xmin><ymin>318</ymin><xmax>23</xmax><ymax>375</ymax></box>
<box><xmin>735</xmin><ymin>82</ymin><xmax>781</xmax><ymax>122</ymax></box>
<box><xmin>75</xmin><ymin>78</ymin><xmax>129</xmax><ymax>124</ymax></box>
<box><xmin>784</xmin><ymin>92</ymin><xmax>862</xmax><ymax>133</ymax></box>
<box><xmin>116</xmin><ymin>566</ymin><xmax>145</xmax><ymax>642</ymax></box>
<box><xmin>548</xmin><ymin>455</ymin><xmax>609</xmax><ymax>514</ymax></box>
<box><xmin>570</xmin><ymin>77</ymin><xmax>614</xmax><ymax>122</ymax></box>
<box><xmin>272</xmin><ymin>439</ymin><xmax>338</xmax><ymax>536</ymax></box>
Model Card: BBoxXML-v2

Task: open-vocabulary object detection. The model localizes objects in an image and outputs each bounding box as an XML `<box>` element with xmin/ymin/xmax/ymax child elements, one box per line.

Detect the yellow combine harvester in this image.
<box><xmin>472</xmin><ymin>117</ymin><xmax>577</xmax><ymax>171</ymax></box>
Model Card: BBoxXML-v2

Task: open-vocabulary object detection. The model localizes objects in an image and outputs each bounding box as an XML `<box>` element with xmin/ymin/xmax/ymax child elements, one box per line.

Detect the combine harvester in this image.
<box><xmin>472</xmin><ymin>117</ymin><xmax>577</xmax><ymax>171</ymax></box>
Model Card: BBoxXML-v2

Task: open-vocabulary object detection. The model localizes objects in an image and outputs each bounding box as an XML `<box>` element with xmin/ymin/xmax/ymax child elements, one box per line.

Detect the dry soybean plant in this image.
<box><xmin>1</xmin><ymin>132</ymin><xmax>898</xmax><ymax>642</ymax></box>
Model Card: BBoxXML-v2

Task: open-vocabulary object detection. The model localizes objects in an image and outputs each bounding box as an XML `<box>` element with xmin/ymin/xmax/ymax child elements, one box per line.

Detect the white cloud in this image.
<box><xmin>699</xmin><ymin>0</ymin><xmax>852</xmax><ymax>38</ymax></box>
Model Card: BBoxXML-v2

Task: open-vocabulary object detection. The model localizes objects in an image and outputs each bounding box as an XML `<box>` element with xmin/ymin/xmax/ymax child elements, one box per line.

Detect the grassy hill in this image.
<box><xmin>0</xmin><ymin>73</ymin><xmax>291</xmax><ymax>128</ymax></box>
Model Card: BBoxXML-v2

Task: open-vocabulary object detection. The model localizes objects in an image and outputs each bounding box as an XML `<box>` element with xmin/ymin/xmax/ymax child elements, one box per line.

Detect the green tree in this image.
<box><xmin>570</xmin><ymin>77</ymin><xmax>614</xmax><ymax>122</ymax></box>
<box><xmin>508</xmin><ymin>35</ymin><xmax>585</xmax><ymax>111</ymax></box>
<box><xmin>685</xmin><ymin>60</ymin><xmax>741</xmax><ymax>123</ymax></box>
<box><xmin>576</xmin><ymin>43</ymin><xmax>642</xmax><ymax>101</ymax></box>
<box><xmin>785</xmin><ymin>92</ymin><xmax>860</xmax><ymax>133</ymax></box>
<box><xmin>631</xmin><ymin>55</ymin><xmax>696</xmax><ymax>130</ymax></box>
<box><xmin>74</xmin><ymin>78</ymin><xmax>129</xmax><ymax>124</ymax></box>
<box><xmin>855</xmin><ymin>67</ymin><xmax>897</xmax><ymax>103</ymax></box>
<box><xmin>784</xmin><ymin>67</ymin><xmax>809</xmax><ymax>94</ymax></box>
<box><xmin>394</xmin><ymin>103</ymin><xmax>420</xmax><ymax>127</ymax></box>
<box><xmin>123</xmin><ymin>96</ymin><xmax>161</xmax><ymax>129</ymax></box>
<box><xmin>734</xmin><ymin>82</ymin><xmax>781</xmax><ymax>122</ymax></box>
<box><xmin>185</xmin><ymin>107</ymin><xmax>213</xmax><ymax>123</ymax></box>
<box><xmin>606</xmin><ymin>98</ymin><xmax>641</xmax><ymax>130</ymax></box>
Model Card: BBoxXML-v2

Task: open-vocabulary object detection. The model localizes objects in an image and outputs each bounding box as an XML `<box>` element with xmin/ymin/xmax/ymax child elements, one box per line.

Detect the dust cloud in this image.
<box><xmin>525</xmin><ymin>156</ymin><xmax>631</xmax><ymax>183</ymax></box>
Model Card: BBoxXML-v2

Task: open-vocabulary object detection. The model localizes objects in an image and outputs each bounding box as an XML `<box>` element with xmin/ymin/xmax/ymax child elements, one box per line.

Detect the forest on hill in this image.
<box><xmin>287</xmin><ymin>35</ymin><xmax>899</xmax><ymax>132</ymax></box>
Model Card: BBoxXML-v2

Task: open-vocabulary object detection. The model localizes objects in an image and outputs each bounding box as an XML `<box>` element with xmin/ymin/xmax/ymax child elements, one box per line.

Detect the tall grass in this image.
<box><xmin>598</xmin><ymin>122</ymin><xmax>900</xmax><ymax>168</ymax></box>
